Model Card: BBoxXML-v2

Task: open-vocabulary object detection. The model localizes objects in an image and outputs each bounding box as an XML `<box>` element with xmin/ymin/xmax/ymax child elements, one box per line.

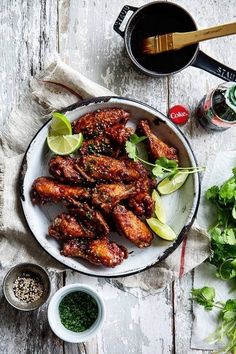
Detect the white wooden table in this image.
<box><xmin>0</xmin><ymin>1</ymin><xmax>236</xmax><ymax>353</ymax></box>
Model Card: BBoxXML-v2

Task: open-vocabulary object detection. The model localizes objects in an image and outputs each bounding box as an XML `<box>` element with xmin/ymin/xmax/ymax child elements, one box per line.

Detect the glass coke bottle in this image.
<box><xmin>196</xmin><ymin>82</ymin><xmax>236</xmax><ymax>131</ymax></box>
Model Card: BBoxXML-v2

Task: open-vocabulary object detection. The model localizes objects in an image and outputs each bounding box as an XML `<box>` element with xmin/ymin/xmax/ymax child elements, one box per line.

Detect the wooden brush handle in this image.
<box><xmin>173</xmin><ymin>22</ymin><xmax>236</xmax><ymax>49</ymax></box>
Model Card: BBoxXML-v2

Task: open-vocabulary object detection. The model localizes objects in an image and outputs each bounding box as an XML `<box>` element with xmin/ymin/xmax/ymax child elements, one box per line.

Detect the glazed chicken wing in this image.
<box><xmin>61</xmin><ymin>238</ymin><xmax>128</xmax><ymax>267</ymax></box>
<box><xmin>80</xmin><ymin>136</ymin><xmax>120</xmax><ymax>157</ymax></box>
<box><xmin>122</xmin><ymin>159</ymin><xmax>155</xmax><ymax>217</ymax></box>
<box><xmin>31</xmin><ymin>177</ymin><xmax>90</xmax><ymax>204</ymax></box>
<box><xmin>49</xmin><ymin>156</ymin><xmax>84</xmax><ymax>184</ymax></box>
<box><xmin>137</xmin><ymin>119</ymin><xmax>178</xmax><ymax>161</ymax></box>
<box><xmin>92</xmin><ymin>183</ymin><xmax>136</xmax><ymax>213</ymax></box>
<box><xmin>106</xmin><ymin>124</ymin><xmax>133</xmax><ymax>146</ymax></box>
<box><xmin>68</xmin><ymin>200</ymin><xmax>110</xmax><ymax>236</ymax></box>
<box><xmin>48</xmin><ymin>213</ymin><xmax>95</xmax><ymax>240</ymax></box>
<box><xmin>79</xmin><ymin>155</ymin><xmax>140</xmax><ymax>183</ymax></box>
<box><xmin>113</xmin><ymin>205</ymin><xmax>153</xmax><ymax>248</ymax></box>
<box><xmin>72</xmin><ymin>108</ymin><xmax>130</xmax><ymax>138</ymax></box>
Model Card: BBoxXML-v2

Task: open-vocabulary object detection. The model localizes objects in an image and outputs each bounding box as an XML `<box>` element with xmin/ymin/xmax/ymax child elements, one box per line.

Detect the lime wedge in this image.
<box><xmin>157</xmin><ymin>172</ymin><xmax>188</xmax><ymax>195</ymax></box>
<box><xmin>47</xmin><ymin>133</ymin><xmax>83</xmax><ymax>155</ymax></box>
<box><xmin>49</xmin><ymin>112</ymin><xmax>72</xmax><ymax>136</ymax></box>
<box><xmin>152</xmin><ymin>189</ymin><xmax>166</xmax><ymax>223</ymax></box>
<box><xmin>146</xmin><ymin>217</ymin><xmax>177</xmax><ymax>241</ymax></box>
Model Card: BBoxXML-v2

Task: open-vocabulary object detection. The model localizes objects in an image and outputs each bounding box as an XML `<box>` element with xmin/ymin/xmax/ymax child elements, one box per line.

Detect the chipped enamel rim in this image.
<box><xmin>19</xmin><ymin>96</ymin><xmax>200</xmax><ymax>278</ymax></box>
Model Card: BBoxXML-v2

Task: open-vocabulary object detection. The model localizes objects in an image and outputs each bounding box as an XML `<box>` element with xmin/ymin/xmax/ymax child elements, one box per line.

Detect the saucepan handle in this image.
<box><xmin>192</xmin><ymin>50</ymin><xmax>236</xmax><ymax>81</ymax></box>
<box><xmin>113</xmin><ymin>5</ymin><xmax>138</xmax><ymax>37</ymax></box>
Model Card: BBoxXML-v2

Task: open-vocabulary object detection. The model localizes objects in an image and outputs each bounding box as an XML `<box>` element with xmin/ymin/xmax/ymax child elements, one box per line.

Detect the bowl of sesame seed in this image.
<box><xmin>3</xmin><ymin>263</ymin><xmax>51</xmax><ymax>311</ymax></box>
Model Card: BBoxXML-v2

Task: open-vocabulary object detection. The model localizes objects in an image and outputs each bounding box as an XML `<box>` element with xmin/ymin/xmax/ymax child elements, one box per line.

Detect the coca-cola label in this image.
<box><xmin>168</xmin><ymin>105</ymin><xmax>189</xmax><ymax>125</ymax></box>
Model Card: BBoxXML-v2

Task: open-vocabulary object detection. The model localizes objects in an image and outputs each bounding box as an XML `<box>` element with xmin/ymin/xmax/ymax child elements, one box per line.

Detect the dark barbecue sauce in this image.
<box><xmin>129</xmin><ymin>3</ymin><xmax>197</xmax><ymax>74</ymax></box>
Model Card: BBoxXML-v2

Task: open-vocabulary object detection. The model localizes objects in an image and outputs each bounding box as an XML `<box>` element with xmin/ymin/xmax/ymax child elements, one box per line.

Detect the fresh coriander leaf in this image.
<box><xmin>205</xmin><ymin>186</ymin><xmax>219</xmax><ymax>201</ymax></box>
<box><xmin>210</xmin><ymin>227</ymin><xmax>223</xmax><ymax>243</ymax></box>
<box><xmin>219</xmin><ymin>177</ymin><xmax>236</xmax><ymax>204</ymax></box>
<box><xmin>218</xmin><ymin>259</ymin><xmax>236</xmax><ymax>280</ymax></box>
<box><xmin>222</xmin><ymin>298</ymin><xmax>236</xmax><ymax>312</ymax></box>
<box><xmin>211</xmin><ymin>228</ymin><xmax>236</xmax><ymax>246</ymax></box>
<box><xmin>136</xmin><ymin>142</ymin><xmax>149</xmax><ymax>163</ymax></box>
<box><xmin>232</xmin><ymin>203</ymin><xmax>236</xmax><ymax>219</ymax></box>
<box><xmin>191</xmin><ymin>287</ymin><xmax>216</xmax><ymax>310</ymax></box>
<box><xmin>125</xmin><ymin>141</ymin><xmax>137</xmax><ymax>160</ymax></box>
<box><xmin>155</xmin><ymin>157</ymin><xmax>178</xmax><ymax>171</ymax></box>
<box><xmin>152</xmin><ymin>165</ymin><xmax>165</xmax><ymax>178</ymax></box>
<box><xmin>130</xmin><ymin>134</ymin><xmax>147</xmax><ymax>144</ymax></box>
<box><xmin>223</xmin><ymin>229</ymin><xmax>236</xmax><ymax>245</ymax></box>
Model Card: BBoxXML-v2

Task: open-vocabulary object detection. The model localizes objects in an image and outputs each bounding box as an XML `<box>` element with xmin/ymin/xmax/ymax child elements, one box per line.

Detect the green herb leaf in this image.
<box><xmin>130</xmin><ymin>134</ymin><xmax>147</xmax><ymax>144</ymax></box>
<box><xmin>232</xmin><ymin>204</ymin><xmax>236</xmax><ymax>219</ymax></box>
<box><xmin>205</xmin><ymin>185</ymin><xmax>219</xmax><ymax>201</ymax></box>
<box><xmin>191</xmin><ymin>287</ymin><xmax>216</xmax><ymax>310</ymax></box>
<box><xmin>155</xmin><ymin>157</ymin><xmax>178</xmax><ymax>171</ymax></box>
<box><xmin>152</xmin><ymin>165</ymin><xmax>165</xmax><ymax>178</ymax></box>
<box><xmin>125</xmin><ymin>141</ymin><xmax>137</xmax><ymax>160</ymax></box>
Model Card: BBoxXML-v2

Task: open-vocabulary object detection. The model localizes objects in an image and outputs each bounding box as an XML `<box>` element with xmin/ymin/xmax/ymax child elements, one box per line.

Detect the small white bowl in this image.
<box><xmin>48</xmin><ymin>284</ymin><xmax>105</xmax><ymax>343</ymax></box>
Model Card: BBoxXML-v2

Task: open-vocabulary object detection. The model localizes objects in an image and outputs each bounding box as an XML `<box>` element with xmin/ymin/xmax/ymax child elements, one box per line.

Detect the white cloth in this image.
<box><xmin>0</xmin><ymin>59</ymin><xmax>210</xmax><ymax>293</ymax></box>
<box><xmin>191</xmin><ymin>151</ymin><xmax>236</xmax><ymax>350</ymax></box>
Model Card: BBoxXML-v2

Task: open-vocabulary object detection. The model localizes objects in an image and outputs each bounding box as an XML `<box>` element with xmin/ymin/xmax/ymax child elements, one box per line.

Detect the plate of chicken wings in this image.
<box><xmin>20</xmin><ymin>96</ymin><xmax>200</xmax><ymax>277</ymax></box>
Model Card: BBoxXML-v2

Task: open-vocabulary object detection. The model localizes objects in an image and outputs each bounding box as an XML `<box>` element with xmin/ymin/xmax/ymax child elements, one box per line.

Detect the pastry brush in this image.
<box><xmin>142</xmin><ymin>22</ymin><xmax>236</xmax><ymax>55</ymax></box>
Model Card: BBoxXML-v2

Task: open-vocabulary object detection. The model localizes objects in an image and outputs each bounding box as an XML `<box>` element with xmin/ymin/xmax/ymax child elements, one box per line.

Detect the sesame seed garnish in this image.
<box><xmin>12</xmin><ymin>272</ymin><xmax>44</xmax><ymax>303</ymax></box>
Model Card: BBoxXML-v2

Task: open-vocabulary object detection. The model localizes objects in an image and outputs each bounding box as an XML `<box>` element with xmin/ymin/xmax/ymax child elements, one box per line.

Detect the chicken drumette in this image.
<box><xmin>106</xmin><ymin>124</ymin><xmax>133</xmax><ymax>146</ymax></box>
<box><xmin>72</xmin><ymin>108</ymin><xmax>130</xmax><ymax>138</ymax></box>
<box><xmin>137</xmin><ymin>119</ymin><xmax>178</xmax><ymax>161</ymax></box>
<box><xmin>79</xmin><ymin>155</ymin><xmax>140</xmax><ymax>183</ymax></box>
<box><xmin>68</xmin><ymin>200</ymin><xmax>110</xmax><ymax>236</ymax></box>
<box><xmin>92</xmin><ymin>183</ymin><xmax>136</xmax><ymax>213</ymax></box>
<box><xmin>113</xmin><ymin>205</ymin><xmax>153</xmax><ymax>248</ymax></box>
<box><xmin>49</xmin><ymin>156</ymin><xmax>84</xmax><ymax>184</ymax></box>
<box><xmin>80</xmin><ymin>136</ymin><xmax>120</xmax><ymax>157</ymax></box>
<box><xmin>31</xmin><ymin>177</ymin><xmax>90</xmax><ymax>204</ymax></box>
<box><xmin>62</xmin><ymin>238</ymin><xmax>128</xmax><ymax>268</ymax></box>
<box><xmin>123</xmin><ymin>159</ymin><xmax>155</xmax><ymax>218</ymax></box>
<box><xmin>48</xmin><ymin>213</ymin><xmax>95</xmax><ymax>240</ymax></box>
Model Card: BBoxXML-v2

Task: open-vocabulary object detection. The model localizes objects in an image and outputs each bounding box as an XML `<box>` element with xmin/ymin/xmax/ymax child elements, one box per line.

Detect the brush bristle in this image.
<box><xmin>142</xmin><ymin>36</ymin><xmax>157</xmax><ymax>55</ymax></box>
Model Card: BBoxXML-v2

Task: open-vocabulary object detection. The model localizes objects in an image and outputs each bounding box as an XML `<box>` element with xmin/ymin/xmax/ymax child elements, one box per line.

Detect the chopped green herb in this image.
<box><xmin>59</xmin><ymin>291</ymin><xmax>98</xmax><ymax>332</ymax></box>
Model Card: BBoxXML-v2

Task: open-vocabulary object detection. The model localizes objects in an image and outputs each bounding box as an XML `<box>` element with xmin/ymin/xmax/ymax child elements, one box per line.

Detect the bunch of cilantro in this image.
<box><xmin>205</xmin><ymin>167</ymin><xmax>236</xmax><ymax>280</ymax></box>
<box><xmin>191</xmin><ymin>287</ymin><xmax>236</xmax><ymax>353</ymax></box>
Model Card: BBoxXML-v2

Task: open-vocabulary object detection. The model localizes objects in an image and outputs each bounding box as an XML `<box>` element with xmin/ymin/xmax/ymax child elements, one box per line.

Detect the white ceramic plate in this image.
<box><xmin>20</xmin><ymin>96</ymin><xmax>200</xmax><ymax>277</ymax></box>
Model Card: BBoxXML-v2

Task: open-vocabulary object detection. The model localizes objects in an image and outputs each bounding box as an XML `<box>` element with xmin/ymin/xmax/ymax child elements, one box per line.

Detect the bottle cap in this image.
<box><xmin>168</xmin><ymin>105</ymin><xmax>190</xmax><ymax>125</ymax></box>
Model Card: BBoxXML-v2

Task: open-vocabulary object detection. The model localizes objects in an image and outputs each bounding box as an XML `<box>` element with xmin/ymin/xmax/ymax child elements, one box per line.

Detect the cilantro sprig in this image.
<box><xmin>206</xmin><ymin>168</ymin><xmax>236</xmax><ymax>280</ymax></box>
<box><xmin>125</xmin><ymin>134</ymin><xmax>205</xmax><ymax>178</ymax></box>
<box><xmin>191</xmin><ymin>287</ymin><xmax>236</xmax><ymax>353</ymax></box>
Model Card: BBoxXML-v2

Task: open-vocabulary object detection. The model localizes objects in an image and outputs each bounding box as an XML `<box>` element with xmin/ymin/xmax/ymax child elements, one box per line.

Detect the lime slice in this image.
<box><xmin>146</xmin><ymin>217</ymin><xmax>177</xmax><ymax>241</ymax></box>
<box><xmin>49</xmin><ymin>112</ymin><xmax>72</xmax><ymax>136</ymax></box>
<box><xmin>152</xmin><ymin>189</ymin><xmax>166</xmax><ymax>223</ymax></box>
<box><xmin>47</xmin><ymin>133</ymin><xmax>83</xmax><ymax>155</ymax></box>
<box><xmin>157</xmin><ymin>172</ymin><xmax>188</xmax><ymax>195</ymax></box>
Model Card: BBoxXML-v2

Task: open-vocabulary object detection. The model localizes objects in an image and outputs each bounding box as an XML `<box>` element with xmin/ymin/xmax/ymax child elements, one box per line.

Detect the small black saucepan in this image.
<box><xmin>113</xmin><ymin>2</ymin><xmax>236</xmax><ymax>80</ymax></box>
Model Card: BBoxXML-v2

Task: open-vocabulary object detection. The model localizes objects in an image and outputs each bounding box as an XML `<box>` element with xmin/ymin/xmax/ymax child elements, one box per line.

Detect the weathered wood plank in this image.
<box><xmin>0</xmin><ymin>270</ymin><xmax>63</xmax><ymax>354</ymax></box>
<box><xmin>0</xmin><ymin>1</ymin><xmax>64</xmax><ymax>353</ymax></box>
<box><xmin>173</xmin><ymin>272</ymin><xmax>211</xmax><ymax>354</ymax></box>
<box><xmin>0</xmin><ymin>0</ymin><xmax>58</xmax><ymax>126</ymax></box>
